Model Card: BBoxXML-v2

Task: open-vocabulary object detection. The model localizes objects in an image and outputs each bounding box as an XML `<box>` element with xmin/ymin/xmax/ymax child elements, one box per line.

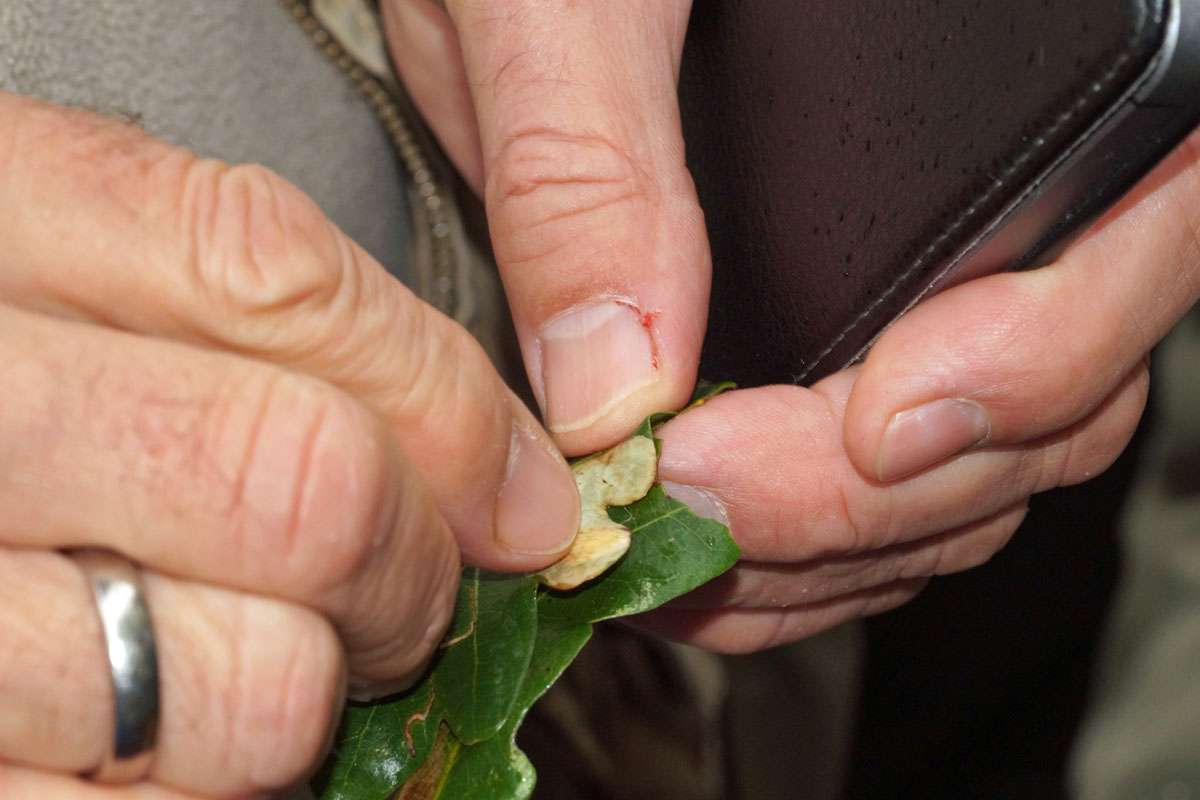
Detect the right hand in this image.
<box><xmin>0</xmin><ymin>93</ymin><xmax>579</xmax><ymax>798</ymax></box>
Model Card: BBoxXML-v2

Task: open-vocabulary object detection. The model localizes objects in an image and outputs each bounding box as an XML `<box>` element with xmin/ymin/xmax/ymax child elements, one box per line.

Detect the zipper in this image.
<box><xmin>279</xmin><ymin>0</ymin><xmax>464</xmax><ymax>321</ymax></box>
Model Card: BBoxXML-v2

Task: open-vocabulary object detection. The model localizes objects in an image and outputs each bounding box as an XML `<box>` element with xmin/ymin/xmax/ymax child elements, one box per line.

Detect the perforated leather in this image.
<box><xmin>680</xmin><ymin>0</ymin><xmax>1164</xmax><ymax>386</ymax></box>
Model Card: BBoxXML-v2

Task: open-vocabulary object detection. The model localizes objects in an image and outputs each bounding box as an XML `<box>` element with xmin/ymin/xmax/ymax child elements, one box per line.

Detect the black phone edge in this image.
<box><xmin>844</xmin><ymin>0</ymin><xmax>1200</xmax><ymax>369</ymax></box>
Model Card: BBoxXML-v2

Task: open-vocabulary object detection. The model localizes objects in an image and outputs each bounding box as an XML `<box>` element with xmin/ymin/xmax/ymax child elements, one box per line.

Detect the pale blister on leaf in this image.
<box><xmin>539</xmin><ymin>485</ymin><xmax>741</xmax><ymax>626</ymax></box>
<box><xmin>316</xmin><ymin>392</ymin><xmax>741</xmax><ymax>800</ymax></box>
<box><xmin>536</xmin><ymin>527</ymin><xmax>630</xmax><ymax>591</ymax></box>
<box><xmin>537</xmin><ymin>436</ymin><xmax>657</xmax><ymax>590</ymax></box>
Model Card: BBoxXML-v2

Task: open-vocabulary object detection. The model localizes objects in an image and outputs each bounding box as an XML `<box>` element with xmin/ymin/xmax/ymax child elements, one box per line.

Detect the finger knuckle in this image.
<box><xmin>939</xmin><ymin>509</ymin><xmax>1026</xmax><ymax>575</ymax></box>
<box><xmin>829</xmin><ymin>479</ymin><xmax>900</xmax><ymax>555</ymax></box>
<box><xmin>237</xmin><ymin>608</ymin><xmax>344</xmax><ymax>789</ymax></box>
<box><xmin>1045</xmin><ymin>429</ymin><xmax>1089</xmax><ymax>490</ymax></box>
<box><xmin>718</xmin><ymin>612</ymin><xmax>794</xmax><ymax>655</ymax></box>
<box><xmin>1049</xmin><ymin>437</ymin><xmax>1083</xmax><ymax>493</ymax></box>
<box><xmin>723</xmin><ymin>570</ymin><xmax>771</xmax><ymax>608</ymax></box>
<box><xmin>968</xmin><ymin>513</ymin><xmax>1024</xmax><ymax>569</ymax></box>
<box><xmin>924</xmin><ymin>274</ymin><xmax>1068</xmax><ymax>399</ymax></box>
<box><xmin>922</xmin><ymin>537</ymin><xmax>955</xmax><ymax>577</ymax></box>
<box><xmin>82</xmin><ymin>351</ymin><xmax>392</xmax><ymax>594</ymax></box>
<box><xmin>226</xmin><ymin>372</ymin><xmax>394</xmax><ymax>595</ymax></box>
<box><xmin>1007</xmin><ymin>440</ymin><xmax>1061</xmax><ymax>498</ymax></box>
<box><xmin>863</xmin><ymin>578</ymin><xmax>929</xmax><ymax>618</ymax></box>
<box><xmin>1016</xmin><ymin>362</ymin><xmax>1151</xmax><ymax>494</ymax></box>
<box><xmin>486</xmin><ymin>128</ymin><xmax>651</xmax><ymax>273</ymax></box>
<box><xmin>184</xmin><ymin>160</ymin><xmax>354</xmax><ymax>323</ymax></box>
<box><xmin>407</xmin><ymin>562</ymin><xmax>459</xmax><ymax>671</ymax></box>
<box><xmin>1059</xmin><ymin>369</ymin><xmax>1150</xmax><ymax>487</ymax></box>
<box><xmin>342</xmin><ymin>494</ymin><xmax>460</xmax><ymax>683</ymax></box>
<box><xmin>390</xmin><ymin>308</ymin><xmax>511</xmax><ymax>473</ymax></box>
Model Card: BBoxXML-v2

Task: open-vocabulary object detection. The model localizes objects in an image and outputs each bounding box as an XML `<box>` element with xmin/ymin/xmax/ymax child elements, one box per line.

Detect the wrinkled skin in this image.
<box><xmin>385</xmin><ymin>0</ymin><xmax>1197</xmax><ymax>653</ymax></box>
<box><xmin>1</xmin><ymin>3</ymin><xmax>1197</xmax><ymax>797</ymax></box>
<box><xmin>0</xmin><ymin>92</ymin><xmax>581</xmax><ymax>798</ymax></box>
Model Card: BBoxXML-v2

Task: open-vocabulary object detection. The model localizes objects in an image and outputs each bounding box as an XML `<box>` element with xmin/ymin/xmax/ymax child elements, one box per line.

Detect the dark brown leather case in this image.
<box><xmin>680</xmin><ymin>0</ymin><xmax>1198</xmax><ymax>386</ymax></box>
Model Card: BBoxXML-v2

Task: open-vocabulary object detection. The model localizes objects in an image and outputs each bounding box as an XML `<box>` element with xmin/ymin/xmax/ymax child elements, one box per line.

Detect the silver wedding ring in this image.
<box><xmin>73</xmin><ymin>548</ymin><xmax>160</xmax><ymax>784</ymax></box>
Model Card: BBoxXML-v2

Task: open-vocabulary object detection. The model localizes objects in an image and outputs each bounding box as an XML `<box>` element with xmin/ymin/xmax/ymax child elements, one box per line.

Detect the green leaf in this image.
<box><xmin>314</xmin><ymin>571</ymin><xmax>537</xmax><ymax>799</ymax></box>
<box><xmin>314</xmin><ymin>680</ymin><xmax>440</xmax><ymax>800</ymax></box>
<box><xmin>438</xmin><ymin>620</ymin><xmax>592</xmax><ymax>800</ymax></box>
<box><xmin>314</xmin><ymin>392</ymin><xmax>740</xmax><ymax>800</ymax></box>
<box><xmin>434</xmin><ymin>569</ymin><xmax>538</xmax><ymax>744</ymax></box>
<box><xmin>538</xmin><ymin>485</ymin><xmax>740</xmax><ymax>626</ymax></box>
<box><xmin>514</xmin><ymin>618</ymin><xmax>593</xmax><ymax>711</ymax></box>
<box><xmin>437</xmin><ymin>734</ymin><xmax>535</xmax><ymax>800</ymax></box>
<box><xmin>638</xmin><ymin>413</ymin><xmax>666</xmax><ymax>439</ymax></box>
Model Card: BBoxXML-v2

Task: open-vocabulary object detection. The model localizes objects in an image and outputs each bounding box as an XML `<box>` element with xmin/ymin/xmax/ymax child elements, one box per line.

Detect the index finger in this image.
<box><xmin>0</xmin><ymin>93</ymin><xmax>580</xmax><ymax>570</ymax></box>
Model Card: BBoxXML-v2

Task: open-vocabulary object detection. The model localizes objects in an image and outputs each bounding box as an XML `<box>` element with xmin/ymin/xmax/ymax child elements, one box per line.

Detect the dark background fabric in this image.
<box><xmin>679</xmin><ymin>0</ymin><xmax>1163</xmax><ymax>386</ymax></box>
<box><xmin>677</xmin><ymin>4</ymin><xmax>1165</xmax><ymax>793</ymax></box>
<box><xmin>844</xmin><ymin>411</ymin><xmax>1151</xmax><ymax>800</ymax></box>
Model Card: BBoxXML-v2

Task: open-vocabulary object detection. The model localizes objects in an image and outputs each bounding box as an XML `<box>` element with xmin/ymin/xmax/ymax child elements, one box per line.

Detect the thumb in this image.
<box><xmin>391</xmin><ymin>0</ymin><xmax>710</xmax><ymax>455</ymax></box>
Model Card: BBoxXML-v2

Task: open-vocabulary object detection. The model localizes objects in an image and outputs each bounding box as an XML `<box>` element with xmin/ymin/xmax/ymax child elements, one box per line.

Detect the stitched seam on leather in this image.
<box><xmin>795</xmin><ymin>1</ymin><xmax>1157</xmax><ymax>383</ymax></box>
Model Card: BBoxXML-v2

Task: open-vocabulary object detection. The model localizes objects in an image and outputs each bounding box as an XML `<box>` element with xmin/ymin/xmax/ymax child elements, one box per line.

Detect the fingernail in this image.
<box><xmin>538</xmin><ymin>300</ymin><xmax>657</xmax><ymax>434</ymax></box>
<box><xmin>495</xmin><ymin>423</ymin><xmax>581</xmax><ymax>556</ymax></box>
<box><xmin>875</xmin><ymin>398</ymin><xmax>990</xmax><ymax>482</ymax></box>
<box><xmin>661</xmin><ymin>480</ymin><xmax>731</xmax><ymax>528</ymax></box>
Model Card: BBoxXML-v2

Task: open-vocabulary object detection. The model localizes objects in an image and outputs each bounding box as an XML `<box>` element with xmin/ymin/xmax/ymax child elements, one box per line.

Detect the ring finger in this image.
<box><xmin>0</xmin><ymin>303</ymin><xmax>459</xmax><ymax>689</ymax></box>
<box><xmin>0</xmin><ymin>548</ymin><xmax>344</xmax><ymax>798</ymax></box>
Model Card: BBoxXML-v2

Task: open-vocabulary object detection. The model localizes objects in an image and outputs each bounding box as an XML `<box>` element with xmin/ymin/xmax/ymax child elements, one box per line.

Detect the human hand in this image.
<box><xmin>628</xmin><ymin>134</ymin><xmax>1200</xmax><ymax>652</ymax></box>
<box><xmin>383</xmin><ymin>2</ymin><xmax>1197</xmax><ymax>652</ymax></box>
<box><xmin>0</xmin><ymin>93</ymin><xmax>578</xmax><ymax>797</ymax></box>
<box><xmin>383</xmin><ymin>0</ymin><xmax>706</xmax><ymax>453</ymax></box>
<box><xmin>639</xmin><ymin>133</ymin><xmax>1199</xmax><ymax>651</ymax></box>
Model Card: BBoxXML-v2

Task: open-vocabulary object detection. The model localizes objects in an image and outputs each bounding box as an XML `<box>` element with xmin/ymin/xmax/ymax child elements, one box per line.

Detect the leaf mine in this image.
<box><xmin>538</xmin><ymin>435</ymin><xmax>657</xmax><ymax>590</ymax></box>
<box><xmin>317</xmin><ymin>391</ymin><xmax>740</xmax><ymax>800</ymax></box>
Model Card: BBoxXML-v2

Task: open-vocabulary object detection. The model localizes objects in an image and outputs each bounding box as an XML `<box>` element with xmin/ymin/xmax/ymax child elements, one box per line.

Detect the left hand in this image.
<box><xmin>384</xmin><ymin>0</ymin><xmax>1200</xmax><ymax>652</ymax></box>
<box><xmin>638</xmin><ymin>135</ymin><xmax>1198</xmax><ymax>651</ymax></box>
